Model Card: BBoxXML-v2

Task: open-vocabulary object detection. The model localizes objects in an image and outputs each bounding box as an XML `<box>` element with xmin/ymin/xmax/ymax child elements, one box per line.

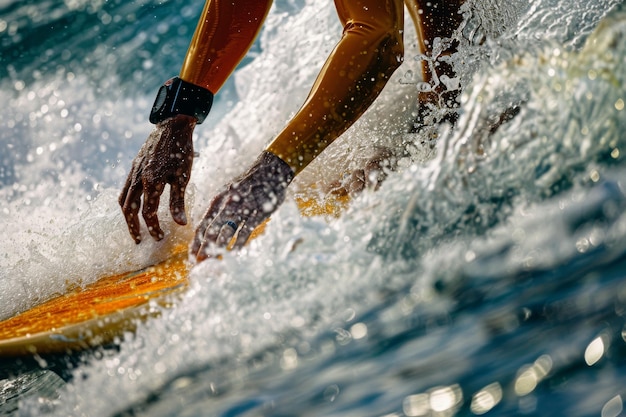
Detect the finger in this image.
<box><xmin>216</xmin><ymin>222</ymin><xmax>238</xmax><ymax>247</ymax></box>
<box><xmin>169</xmin><ymin>175</ymin><xmax>189</xmax><ymax>226</ymax></box>
<box><xmin>141</xmin><ymin>182</ymin><xmax>165</xmax><ymax>241</ymax></box>
<box><xmin>326</xmin><ymin>180</ymin><xmax>348</xmax><ymax>196</ymax></box>
<box><xmin>119</xmin><ymin>166</ymin><xmax>144</xmax><ymax>244</ymax></box>
<box><xmin>195</xmin><ymin>222</ymin><xmax>224</xmax><ymax>261</ymax></box>
<box><xmin>348</xmin><ymin>169</ymin><xmax>366</xmax><ymax>196</ymax></box>
<box><xmin>195</xmin><ymin>210</ymin><xmax>239</xmax><ymax>259</ymax></box>
<box><xmin>194</xmin><ymin>237</ymin><xmax>213</xmax><ymax>262</ymax></box>
<box><xmin>191</xmin><ymin>224</ymin><xmax>209</xmax><ymax>259</ymax></box>
<box><xmin>190</xmin><ymin>230</ymin><xmax>204</xmax><ymax>259</ymax></box>
<box><xmin>200</xmin><ymin>219</ymin><xmax>225</xmax><ymax>248</ymax></box>
<box><xmin>194</xmin><ymin>233</ymin><xmax>220</xmax><ymax>262</ymax></box>
<box><xmin>232</xmin><ymin>223</ymin><xmax>254</xmax><ymax>249</ymax></box>
<box><xmin>364</xmin><ymin>167</ymin><xmax>383</xmax><ymax>189</ymax></box>
<box><xmin>191</xmin><ymin>193</ymin><xmax>226</xmax><ymax>257</ymax></box>
<box><xmin>195</xmin><ymin>246</ymin><xmax>210</xmax><ymax>262</ymax></box>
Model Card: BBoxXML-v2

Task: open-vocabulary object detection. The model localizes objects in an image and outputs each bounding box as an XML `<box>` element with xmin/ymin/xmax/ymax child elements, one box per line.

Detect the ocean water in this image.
<box><xmin>1</xmin><ymin>0</ymin><xmax>626</xmax><ymax>416</ymax></box>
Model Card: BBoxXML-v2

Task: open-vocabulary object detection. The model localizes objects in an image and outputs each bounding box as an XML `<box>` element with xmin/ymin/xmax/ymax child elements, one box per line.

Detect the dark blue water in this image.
<box><xmin>1</xmin><ymin>0</ymin><xmax>626</xmax><ymax>416</ymax></box>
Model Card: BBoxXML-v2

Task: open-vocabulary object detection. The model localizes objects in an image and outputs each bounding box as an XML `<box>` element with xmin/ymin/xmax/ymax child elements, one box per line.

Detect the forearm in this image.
<box><xmin>266</xmin><ymin>0</ymin><xmax>404</xmax><ymax>175</ymax></box>
<box><xmin>180</xmin><ymin>0</ymin><xmax>273</xmax><ymax>93</ymax></box>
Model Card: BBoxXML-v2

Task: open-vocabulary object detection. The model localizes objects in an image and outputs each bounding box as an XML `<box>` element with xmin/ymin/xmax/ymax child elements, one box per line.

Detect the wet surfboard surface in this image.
<box><xmin>0</xmin><ymin>193</ymin><xmax>348</xmax><ymax>357</ymax></box>
<box><xmin>0</xmin><ymin>248</ymin><xmax>190</xmax><ymax>356</ymax></box>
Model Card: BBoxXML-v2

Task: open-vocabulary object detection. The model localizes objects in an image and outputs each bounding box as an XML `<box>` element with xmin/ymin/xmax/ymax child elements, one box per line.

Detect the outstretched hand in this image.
<box><xmin>191</xmin><ymin>151</ymin><xmax>294</xmax><ymax>261</ymax></box>
<box><xmin>327</xmin><ymin>147</ymin><xmax>398</xmax><ymax>197</ymax></box>
<box><xmin>119</xmin><ymin>115</ymin><xmax>196</xmax><ymax>243</ymax></box>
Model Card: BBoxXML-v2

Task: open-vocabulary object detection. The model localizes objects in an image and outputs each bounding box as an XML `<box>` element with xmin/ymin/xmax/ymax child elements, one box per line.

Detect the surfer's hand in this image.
<box><xmin>192</xmin><ymin>151</ymin><xmax>294</xmax><ymax>261</ymax></box>
<box><xmin>119</xmin><ymin>115</ymin><xmax>196</xmax><ymax>243</ymax></box>
<box><xmin>328</xmin><ymin>147</ymin><xmax>397</xmax><ymax>197</ymax></box>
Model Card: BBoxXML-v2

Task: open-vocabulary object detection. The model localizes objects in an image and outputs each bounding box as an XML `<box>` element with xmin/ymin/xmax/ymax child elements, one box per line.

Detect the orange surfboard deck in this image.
<box><xmin>0</xmin><ymin>193</ymin><xmax>348</xmax><ymax>357</ymax></box>
<box><xmin>0</xmin><ymin>248</ymin><xmax>189</xmax><ymax>357</ymax></box>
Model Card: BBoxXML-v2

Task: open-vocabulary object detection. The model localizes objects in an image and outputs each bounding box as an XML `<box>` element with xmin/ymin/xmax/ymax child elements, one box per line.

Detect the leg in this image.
<box><xmin>180</xmin><ymin>0</ymin><xmax>274</xmax><ymax>93</ymax></box>
<box><xmin>266</xmin><ymin>0</ymin><xmax>405</xmax><ymax>174</ymax></box>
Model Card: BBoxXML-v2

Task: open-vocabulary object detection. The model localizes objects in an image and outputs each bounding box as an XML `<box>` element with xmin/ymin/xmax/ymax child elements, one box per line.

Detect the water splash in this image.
<box><xmin>369</xmin><ymin>3</ymin><xmax>626</xmax><ymax>260</ymax></box>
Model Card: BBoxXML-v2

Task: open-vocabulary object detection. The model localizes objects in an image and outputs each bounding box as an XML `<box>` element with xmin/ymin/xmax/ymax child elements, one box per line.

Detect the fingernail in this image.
<box><xmin>196</xmin><ymin>250</ymin><xmax>207</xmax><ymax>262</ymax></box>
<box><xmin>176</xmin><ymin>211</ymin><xmax>187</xmax><ymax>225</ymax></box>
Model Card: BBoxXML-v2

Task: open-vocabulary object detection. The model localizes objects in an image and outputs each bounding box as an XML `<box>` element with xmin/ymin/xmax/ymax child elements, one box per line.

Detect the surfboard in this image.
<box><xmin>0</xmin><ymin>193</ymin><xmax>348</xmax><ymax>357</ymax></box>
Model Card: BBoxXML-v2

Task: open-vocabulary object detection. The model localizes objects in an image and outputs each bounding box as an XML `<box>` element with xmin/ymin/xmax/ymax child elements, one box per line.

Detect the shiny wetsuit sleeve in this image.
<box><xmin>266</xmin><ymin>0</ymin><xmax>405</xmax><ymax>174</ymax></box>
<box><xmin>179</xmin><ymin>0</ymin><xmax>273</xmax><ymax>93</ymax></box>
<box><xmin>266</xmin><ymin>0</ymin><xmax>465</xmax><ymax>174</ymax></box>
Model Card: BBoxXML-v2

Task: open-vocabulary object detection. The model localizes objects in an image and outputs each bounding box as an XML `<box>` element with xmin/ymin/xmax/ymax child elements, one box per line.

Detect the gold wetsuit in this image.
<box><xmin>180</xmin><ymin>0</ymin><xmax>464</xmax><ymax>175</ymax></box>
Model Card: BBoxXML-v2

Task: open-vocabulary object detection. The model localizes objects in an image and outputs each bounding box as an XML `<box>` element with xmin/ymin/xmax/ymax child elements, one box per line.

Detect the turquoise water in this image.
<box><xmin>1</xmin><ymin>0</ymin><xmax>626</xmax><ymax>416</ymax></box>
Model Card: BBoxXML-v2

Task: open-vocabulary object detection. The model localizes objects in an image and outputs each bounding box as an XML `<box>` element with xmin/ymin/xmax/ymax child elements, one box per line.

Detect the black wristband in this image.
<box><xmin>149</xmin><ymin>77</ymin><xmax>214</xmax><ymax>124</ymax></box>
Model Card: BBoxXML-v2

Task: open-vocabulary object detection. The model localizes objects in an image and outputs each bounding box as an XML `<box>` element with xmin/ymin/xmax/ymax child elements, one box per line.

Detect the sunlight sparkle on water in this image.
<box><xmin>602</xmin><ymin>395</ymin><xmax>624</xmax><ymax>417</ymax></box>
<box><xmin>280</xmin><ymin>348</ymin><xmax>298</xmax><ymax>370</ymax></box>
<box><xmin>584</xmin><ymin>335</ymin><xmax>606</xmax><ymax>366</ymax></box>
<box><xmin>514</xmin><ymin>355</ymin><xmax>553</xmax><ymax>396</ymax></box>
<box><xmin>403</xmin><ymin>384</ymin><xmax>463</xmax><ymax>416</ymax></box>
<box><xmin>470</xmin><ymin>382</ymin><xmax>503</xmax><ymax>415</ymax></box>
<box><xmin>350</xmin><ymin>322</ymin><xmax>367</xmax><ymax>339</ymax></box>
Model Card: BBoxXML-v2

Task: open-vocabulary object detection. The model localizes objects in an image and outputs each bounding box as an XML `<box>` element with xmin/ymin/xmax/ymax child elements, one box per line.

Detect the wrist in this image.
<box><xmin>149</xmin><ymin>77</ymin><xmax>214</xmax><ymax>124</ymax></box>
<box><xmin>160</xmin><ymin>114</ymin><xmax>197</xmax><ymax>131</ymax></box>
<box><xmin>257</xmin><ymin>151</ymin><xmax>295</xmax><ymax>188</ymax></box>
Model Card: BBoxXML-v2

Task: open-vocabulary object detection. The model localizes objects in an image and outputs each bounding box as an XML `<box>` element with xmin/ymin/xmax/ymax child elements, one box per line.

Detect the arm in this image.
<box><xmin>119</xmin><ymin>0</ymin><xmax>272</xmax><ymax>243</ymax></box>
<box><xmin>328</xmin><ymin>0</ymin><xmax>467</xmax><ymax>197</ymax></box>
<box><xmin>192</xmin><ymin>0</ymin><xmax>405</xmax><ymax>258</ymax></box>
<box><xmin>266</xmin><ymin>0</ymin><xmax>404</xmax><ymax>174</ymax></box>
